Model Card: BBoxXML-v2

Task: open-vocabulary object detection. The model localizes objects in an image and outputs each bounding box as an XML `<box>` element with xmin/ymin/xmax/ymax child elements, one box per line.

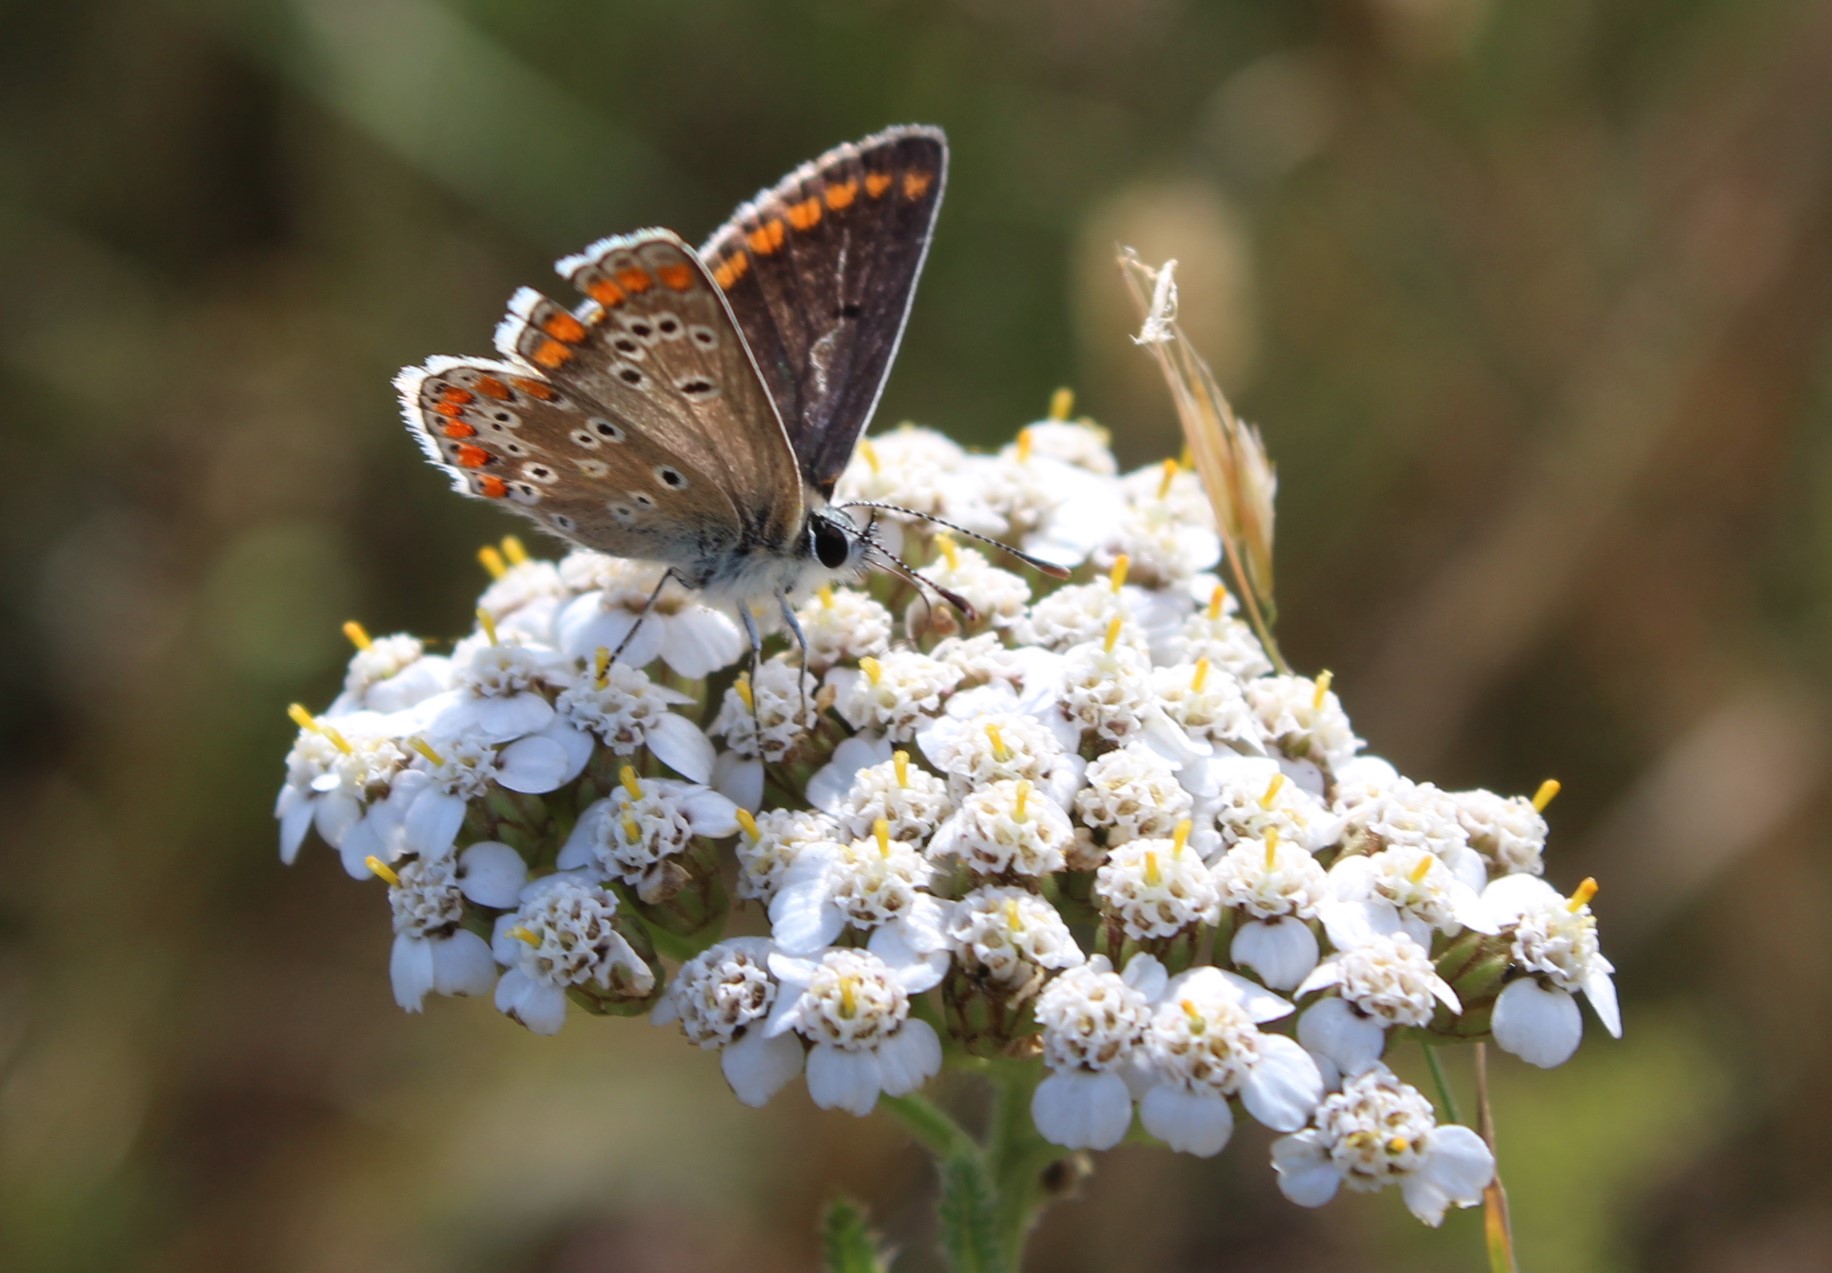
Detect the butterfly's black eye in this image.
<box><xmin>811</xmin><ymin>516</ymin><xmax>851</xmax><ymax>569</ymax></box>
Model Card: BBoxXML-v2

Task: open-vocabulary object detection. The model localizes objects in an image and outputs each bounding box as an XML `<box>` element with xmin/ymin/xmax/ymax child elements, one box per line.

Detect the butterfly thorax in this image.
<box><xmin>689</xmin><ymin>503</ymin><xmax>869</xmax><ymax>606</ymax></box>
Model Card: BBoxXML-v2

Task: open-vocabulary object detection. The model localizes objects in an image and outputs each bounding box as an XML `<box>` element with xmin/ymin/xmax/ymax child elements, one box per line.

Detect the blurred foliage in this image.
<box><xmin>4</xmin><ymin>1</ymin><xmax>1831</xmax><ymax>1270</ymax></box>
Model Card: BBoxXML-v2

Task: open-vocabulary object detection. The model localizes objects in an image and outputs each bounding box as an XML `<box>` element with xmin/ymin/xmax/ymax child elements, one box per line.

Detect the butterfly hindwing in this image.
<box><xmin>700</xmin><ymin>125</ymin><xmax>947</xmax><ymax>498</ymax></box>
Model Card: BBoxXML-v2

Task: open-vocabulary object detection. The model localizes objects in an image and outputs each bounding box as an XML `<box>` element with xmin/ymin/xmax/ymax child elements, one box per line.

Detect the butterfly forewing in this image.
<box><xmin>400</xmin><ymin>230</ymin><xmax>807</xmax><ymax>579</ymax></box>
<box><xmin>700</xmin><ymin>125</ymin><xmax>947</xmax><ymax>497</ymax></box>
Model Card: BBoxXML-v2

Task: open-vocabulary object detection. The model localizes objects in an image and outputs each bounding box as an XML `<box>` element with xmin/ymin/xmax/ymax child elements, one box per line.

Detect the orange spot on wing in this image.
<box><xmin>825</xmin><ymin>179</ymin><xmax>859</xmax><ymax>210</ymax></box>
<box><xmin>513</xmin><ymin>378</ymin><xmax>555</xmax><ymax>400</ymax></box>
<box><xmin>439</xmin><ymin>386</ymin><xmax>474</xmax><ymax>404</ymax></box>
<box><xmin>478</xmin><ymin>476</ymin><xmax>508</xmax><ymax>499</ymax></box>
<box><xmin>434</xmin><ymin>401</ymin><xmax>466</xmax><ymax>417</ymax></box>
<box><xmin>588</xmin><ymin>278</ymin><xmax>626</xmax><ymax>307</ymax></box>
<box><xmin>540</xmin><ymin>312</ymin><xmax>587</xmax><ymax>344</ymax></box>
<box><xmin>617</xmin><ymin>268</ymin><xmax>654</xmax><ymax>294</ymax></box>
<box><xmin>747</xmin><ymin>220</ymin><xmax>786</xmax><ymax>255</ymax></box>
<box><xmin>865</xmin><ymin>172</ymin><xmax>893</xmax><ymax>198</ymax></box>
<box><xmin>455</xmin><ymin>444</ymin><xmax>492</xmax><ymax>468</ymax></box>
<box><xmin>787</xmin><ymin>197</ymin><xmax>822</xmax><ymax>230</ymax></box>
<box><xmin>531</xmin><ymin>339</ymin><xmax>572</xmax><ymax>369</ymax></box>
<box><xmin>473</xmin><ymin>375</ymin><xmax>512</xmax><ymax>400</ymax></box>
<box><xmin>657</xmin><ymin>263</ymin><xmax>695</xmax><ymax>290</ymax></box>
<box><xmin>713</xmin><ymin>252</ymin><xmax>750</xmax><ymax>289</ymax></box>
<box><xmin>442</xmin><ymin>420</ymin><xmax>477</xmax><ymax>438</ymax></box>
<box><xmin>903</xmin><ymin>170</ymin><xmax>934</xmax><ymax>199</ymax></box>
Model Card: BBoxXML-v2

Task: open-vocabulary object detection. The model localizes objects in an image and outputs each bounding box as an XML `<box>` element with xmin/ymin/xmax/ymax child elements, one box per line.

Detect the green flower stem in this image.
<box><xmin>1422</xmin><ymin>1039</ymin><xmax>1463</xmax><ymax>1125</ymax></box>
<box><xmin>881</xmin><ymin>1093</ymin><xmax>977</xmax><ymax>1158</ymax></box>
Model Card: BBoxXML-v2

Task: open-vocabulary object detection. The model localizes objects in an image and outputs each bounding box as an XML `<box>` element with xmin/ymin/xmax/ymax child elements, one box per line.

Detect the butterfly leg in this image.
<box><xmin>777</xmin><ymin>592</ymin><xmax>813</xmax><ymax>725</ymax></box>
<box><xmin>608</xmin><ymin>568</ymin><xmax>677</xmax><ymax>667</ymax></box>
<box><xmin>736</xmin><ymin>600</ymin><xmax>766</xmax><ymax>751</ymax></box>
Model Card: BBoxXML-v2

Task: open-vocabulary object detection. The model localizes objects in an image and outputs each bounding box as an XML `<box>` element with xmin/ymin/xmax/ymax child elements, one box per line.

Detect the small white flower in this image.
<box><xmin>1246</xmin><ymin>674</ymin><xmax>1362</xmax><ymax>773</ymax></box>
<box><xmin>1297</xmin><ymin>933</ymin><xmax>1460</xmax><ymax>1079</ymax></box>
<box><xmin>826</xmin><ymin>749</ymin><xmax>954</xmax><ymax>843</ymax></box>
<box><xmin>769</xmin><ymin>822</ymin><xmax>948</xmax><ymax>966</ymax></box>
<box><xmin>732</xmin><ymin>807</ymin><xmax>844</xmax><ymax>904</ymax></box>
<box><xmin>491</xmin><ymin>874</ymin><xmax>654</xmax><ymax>1034</ymax></box>
<box><xmin>330</xmin><ymin>633</ymin><xmax>451</xmax><ymax>715</ymax></box>
<box><xmin>1194</xmin><ymin>755</ymin><xmax>1341</xmax><ymax>854</ymax></box>
<box><xmin>477</xmin><ymin>556</ymin><xmax>567</xmax><ymax>638</ymax></box>
<box><xmin>1319</xmin><ymin>846</ymin><xmax>1499</xmax><ymax>952</ymax></box>
<box><xmin>710</xmin><ymin>655</ymin><xmax>821</xmax><ymax>808</ymax></box>
<box><xmin>1074</xmin><ymin>743</ymin><xmax>1197</xmax><ymax>846</ymax></box>
<box><xmin>1031</xmin><ymin>954</ymin><xmax>1164</xmax><ymax>1150</ymax></box>
<box><xmin>416</xmin><ymin>634</ymin><xmax>563</xmax><ymax>745</ymax></box>
<box><xmin>1151</xmin><ymin>659</ymin><xmax>1264</xmax><ymax>751</ymax></box>
<box><xmin>1135</xmin><ymin>966</ymin><xmax>1322</xmax><ymax>1156</ymax></box>
<box><xmin>1339</xmin><ymin>779</ymin><xmax>1484</xmax><ymax>886</ymax></box>
<box><xmin>763</xmin><ymin>945</ymin><xmax>945</xmax><ymax>1116</ymax></box>
<box><xmin>1453</xmin><ymin>788</ymin><xmax>1548</xmax><ymax>876</ymax></box>
<box><xmin>1095</xmin><ymin>825</ymin><xmax>1221</xmax><ymax>942</ymax></box>
<box><xmin>554</xmin><ymin>558</ymin><xmax>745</xmax><ymax>679</ymax></box>
<box><xmin>553</xmin><ymin>660</ymin><xmax>716</xmax><ymax>783</ymax></box>
<box><xmin>1213</xmin><ymin>834</ymin><xmax>1330</xmax><ymax>989</ymax></box>
<box><xmin>829</xmin><ymin>649</ymin><xmax>962</xmax><ymax>742</ymax></box>
<box><xmin>1157</xmin><ymin>587</ymin><xmax>1273</xmax><ymax>679</ymax></box>
<box><xmin>931</xmin><ymin>631</ymin><xmax>1046</xmax><ymax>693</ymax></box>
<box><xmin>1059</xmin><ymin>632</ymin><xmax>1201</xmax><ymax>760</ymax></box>
<box><xmin>971</xmin><ymin>445</ymin><xmax>1118</xmax><ymax>569</ymax></box>
<box><xmin>832</xmin><ymin>425</ymin><xmax>975</xmax><ymax>525</ymax></box>
<box><xmin>791</xmin><ymin>587</ymin><xmax>893</xmax><ymax>672</ymax></box>
<box><xmin>917</xmin><ymin>708</ymin><xmax>1084</xmax><ymax>807</ymax></box>
<box><xmin>929</xmin><ymin>779</ymin><xmax>1073</xmax><ymax>879</ymax></box>
<box><xmin>1271</xmin><ymin>1066</ymin><xmax>1494</xmax><ymax>1226</ymax></box>
<box><xmin>945</xmin><ymin>885</ymin><xmax>1084</xmax><ymax>993</ymax></box>
<box><xmin>1012</xmin><ymin>581</ymin><xmax>1146</xmax><ymax>654</ymax></box>
<box><xmin>652</xmin><ymin>937</ymin><xmax>805</xmax><ymax>1107</ymax></box>
<box><xmin>384</xmin><ymin>842</ymin><xmax>526</xmax><ymax>1011</ymax></box>
<box><xmin>557</xmin><ymin>768</ymin><xmax>739</xmax><ymax>901</ymax></box>
<box><xmin>1093</xmin><ymin>465</ymin><xmax>1221</xmax><ymax>588</ymax></box>
<box><xmin>275</xmin><ymin>712</ymin><xmax>416</xmax><ymax>876</ymax></box>
<box><xmin>1483</xmin><ymin>874</ymin><xmax>1620</xmax><ymax>1068</ymax></box>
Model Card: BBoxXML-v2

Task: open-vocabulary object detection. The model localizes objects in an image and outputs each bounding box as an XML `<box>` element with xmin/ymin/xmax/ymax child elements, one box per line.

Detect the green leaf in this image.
<box><xmin>821</xmin><ymin>1197</ymin><xmax>887</xmax><ymax>1273</ymax></box>
<box><xmin>937</xmin><ymin>1149</ymin><xmax>1005</xmax><ymax>1273</ymax></box>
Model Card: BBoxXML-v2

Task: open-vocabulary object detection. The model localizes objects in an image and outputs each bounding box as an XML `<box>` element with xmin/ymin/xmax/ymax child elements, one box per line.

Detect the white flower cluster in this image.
<box><xmin>277</xmin><ymin>416</ymin><xmax>1619</xmax><ymax>1227</ymax></box>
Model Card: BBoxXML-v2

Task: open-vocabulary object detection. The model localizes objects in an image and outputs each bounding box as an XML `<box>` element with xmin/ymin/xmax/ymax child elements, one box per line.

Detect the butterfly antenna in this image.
<box><xmin>864</xmin><ymin>538</ymin><xmax>978</xmax><ymax>625</ymax></box>
<box><xmin>841</xmin><ymin>501</ymin><xmax>1072</xmax><ymax>579</ymax></box>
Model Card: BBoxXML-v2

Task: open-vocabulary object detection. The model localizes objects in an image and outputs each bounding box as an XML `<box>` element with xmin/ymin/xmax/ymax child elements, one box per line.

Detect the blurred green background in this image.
<box><xmin>5</xmin><ymin>0</ymin><xmax>1830</xmax><ymax>1270</ymax></box>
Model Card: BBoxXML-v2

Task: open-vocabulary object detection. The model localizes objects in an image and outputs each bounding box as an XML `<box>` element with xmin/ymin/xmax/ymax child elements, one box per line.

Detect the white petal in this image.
<box><xmin>721</xmin><ymin>1030</ymin><xmax>806</xmax><ymax>1107</ymax></box>
<box><xmin>806</xmin><ymin>734</ymin><xmax>893</xmax><ymax>812</ymax></box>
<box><xmin>458</xmin><ymin>840</ymin><xmax>528</xmax><ymax>908</ymax></box>
<box><xmin>1270</xmin><ymin>1131</ymin><xmax>1342</xmax><ymax>1208</ymax></box>
<box><xmin>647</xmin><ymin>712</ymin><xmax>717</xmax><ymax>783</ymax></box>
<box><xmin>430</xmin><ymin>929</ymin><xmax>498</xmax><ymax>997</ymax></box>
<box><xmin>496</xmin><ymin>735</ymin><xmax>571</xmax><ymax>793</ymax></box>
<box><xmin>1231</xmin><ymin>917</ymin><xmax>1320</xmax><ymax>992</ymax></box>
<box><xmin>313</xmin><ymin>790</ymin><xmax>362</xmax><ymax>847</ymax></box>
<box><xmin>714</xmin><ymin>752</ymin><xmax>765</xmax><ymax>812</ymax></box>
<box><xmin>1317</xmin><ymin>898</ymin><xmax>1386</xmax><ymax>950</ymax></box>
<box><xmin>1297</xmin><ymin>998</ymin><xmax>1387</xmax><ymax>1077</ymax></box>
<box><xmin>806</xmin><ymin>1044</ymin><xmax>883</xmax><ymax>1115</ymax></box>
<box><xmin>1240</xmin><ymin>1035</ymin><xmax>1324</xmax><ymax>1131</ymax></box>
<box><xmin>769</xmin><ymin>881</ymin><xmax>846</xmax><ymax>955</ymax></box>
<box><xmin>1480</xmin><ymin>872</ymin><xmax>1561</xmax><ymax>921</ymax></box>
<box><xmin>681</xmin><ymin>787</ymin><xmax>741</xmax><ymax>838</ymax></box>
<box><xmin>495</xmin><ymin>969</ymin><xmax>568</xmax><ymax>1035</ymax></box>
<box><xmin>278</xmin><ymin>791</ymin><xmax>315</xmax><ymax>865</ymax></box>
<box><xmin>404</xmin><ymin>788</ymin><xmax>467</xmax><ymax>857</ymax></box>
<box><xmin>390</xmin><ymin>935</ymin><xmax>436</xmax><ymax>1012</ymax></box>
<box><xmin>1583</xmin><ymin>967</ymin><xmax>1622</xmax><ymax>1038</ymax></box>
<box><xmin>874</xmin><ymin>1020</ymin><xmax>943</xmax><ymax>1096</ymax></box>
<box><xmin>1295</xmin><ymin>959</ymin><xmax>1343</xmax><ymax>998</ymax></box>
<box><xmin>557</xmin><ymin>800</ymin><xmax>611</xmax><ymax>871</ymax></box>
<box><xmin>869</xmin><ymin>923</ymin><xmax>950</xmax><ymax>993</ymax></box>
<box><xmin>1031</xmin><ymin>1070</ymin><xmax>1134</xmax><ymax>1150</ymax></box>
<box><xmin>661</xmin><ymin>609</ymin><xmax>746</xmax><ymax>679</ymax></box>
<box><xmin>1401</xmin><ymin>1125</ymin><xmax>1495</xmax><ymax>1226</ymax></box>
<box><xmin>1491</xmin><ymin>979</ymin><xmax>1582</xmax><ymax>1068</ymax></box>
<box><xmin>1121</xmin><ymin>953</ymin><xmax>1169</xmax><ymax>1001</ymax></box>
<box><xmin>1140</xmin><ymin>1083</ymin><xmax>1234</xmax><ymax>1156</ymax></box>
<box><xmin>465</xmin><ymin>692</ymin><xmax>555</xmax><ymax>744</ymax></box>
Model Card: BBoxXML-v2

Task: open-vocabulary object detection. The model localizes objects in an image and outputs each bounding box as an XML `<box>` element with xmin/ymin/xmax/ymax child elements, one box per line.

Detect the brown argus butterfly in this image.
<box><xmin>396</xmin><ymin>125</ymin><xmax>1061</xmax><ymax>663</ymax></box>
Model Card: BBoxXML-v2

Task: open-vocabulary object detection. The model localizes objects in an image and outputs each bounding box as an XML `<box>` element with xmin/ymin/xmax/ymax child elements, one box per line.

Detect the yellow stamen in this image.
<box><xmin>859</xmin><ymin>440</ymin><xmax>881</xmax><ymax>475</ymax></box>
<box><xmin>1014</xmin><ymin>779</ymin><xmax>1031</xmax><ymax>821</ymax></box>
<box><xmin>986</xmin><ymin>722</ymin><xmax>1010</xmax><ymax>761</ymax></box>
<box><xmin>1005</xmin><ymin>898</ymin><xmax>1024</xmax><ymax>931</ymax></box>
<box><xmin>1264</xmin><ymin>827</ymin><xmax>1280</xmax><ymax>869</ymax></box>
<box><xmin>1408</xmin><ymin>854</ymin><xmax>1436</xmax><ymax>884</ymax></box>
<box><xmin>1103</xmin><ymin>614</ymin><xmax>1123</xmax><ymax>653</ymax></box>
<box><xmin>874</xmin><ymin>817</ymin><xmax>891</xmax><ymax>857</ymax></box>
<box><xmin>935</xmin><ymin>533</ymin><xmax>960</xmax><ymax>570</ymax></box>
<box><xmin>860</xmin><ymin>656</ymin><xmax>882</xmax><ymax>687</ymax></box>
<box><xmin>1207</xmin><ymin>584</ymin><xmax>1227</xmax><ymax>621</ymax></box>
<box><xmin>341</xmin><ymin>620</ymin><xmax>372</xmax><ymax>650</ymax></box>
<box><xmin>1312</xmin><ymin>669</ymin><xmax>1333</xmax><ymax>710</ymax></box>
<box><xmin>1016</xmin><ymin>426</ymin><xmax>1034</xmax><ymax>462</ymax></box>
<box><xmin>321</xmin><ymin>724</ymin><xmax>352</xmax><ymax>754</ymax></box>
<box><xmin>838</xmin><ymin>975</ymin><xmax>858</xmax><ymax>1018</ymax></box>
<box><xmin>593</xmin><ymin>646</ymin><xmax>611</xmax><ymax>689</ymax></box>
<box><xmin>733</xmin><ymin>672</ymin><xmax>754</xmax><ymax>711</ymax></box>
<box><xmin>1533</xmin><ymin>778</ymin><xmax>1562</xmax><ymax>812</ymax></box>
<box><xmin>619</xmin><ymin>764</ymin><xmax>643</xmax><ymax>801</ymax></box>
<box><xmin>1191</xmin><ymin>658</ymin><xmax>1211</xmax><ymax>692</ymax></box>
<box><xmin>736</xmin><ymin>809</ymin><xmax>759</xmax><ymax>839</ymax></box>
<box><xmin>1157</xmin><ymin>456</ymin><xmax>1179</xmax><ymax>500</ymax></box>
<box><xmin>1387</xmin><ymin>1135</ymin><xmax>1410</xmax><ymax>1155</ymax></box>
<box><xmin>1259</xmin><ymin>773</ymin><xmax>1286</xmax><ymax>809</ymax></box>
<box><xmin>364</xmin><ymin>855</ymin><xmax>401</xmax><ymax>888</ymax></box>
<box><xmin>1179</xmin><ymin>444</ymin><xmax>1194</xmax><ymax>470</ymax></box>
<box><xmin>1144</xmin><ymin>851</ymin><xmax>1162</xmax><ymax>887</ymax></box>
<box><xmin>1181</xmin><ymin>998</ymin><xmax>1205</xmax><ymax>1030</ymax></box>
<box><xmin>893</xmin><ymin>749</ymin><xmax>910</xmax><ymax>789</ymax></box>
<box><xmin>501</xmin><ymin>534</ymin><xmax>527</xmax><ymax>565</ymax></box>
<box><xmin>621</xmin><ymin>815</ymin><xmax>643</xmax><ymax>844</ymax></box>
<box><xmin>1108</xmin><ymin>554</ymin><xmax>1130</xmax><ymax>593</ymax></box>
<box><xmin>1171</xmin><ymin>819</ymin><xmax>1192</xmax><ymax>855</ymax></box>
<box><xmin>407</xmin><ymin>736</ymin><xmax>445</xmax><ymax>768</ymax></box>
<box><xmin>477</xmin><ymin>545</ymin><xmax>507</xmax><ymax>579</ymax></box>
<box><xmin>1048</xmin><ymin>386</ymin><xmax>1074</xmax><ymax>420</ymax></box>
<box><xmin>477</xmin><ymin>608</ymin><xmax>499</xmax><ymax>645</ymax></box>
<box><xmin>1567</xmin><ymin>877</ymin><xmax>1599</xmax><ymax>912</ymax></box>
<box><xmin>818</xmin><ymin>584</ymin><xmax>834</xmax><ymax>609</ymax></box>
<box><xmin>510</xmin><ymin>925</ymin><xmax>542</xmax><ymax>948</ymax></box>
<box><xmin>287</xmin><ymin>702</ymin><xmax>318</xmax><ymax>733</ymax></box>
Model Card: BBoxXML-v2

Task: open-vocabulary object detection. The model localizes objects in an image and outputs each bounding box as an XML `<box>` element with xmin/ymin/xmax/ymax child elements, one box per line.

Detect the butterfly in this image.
<box><xmin>397</xmin><ymin>125</ymin><xmax>1057</xmax><ymax>666</ymax></box>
